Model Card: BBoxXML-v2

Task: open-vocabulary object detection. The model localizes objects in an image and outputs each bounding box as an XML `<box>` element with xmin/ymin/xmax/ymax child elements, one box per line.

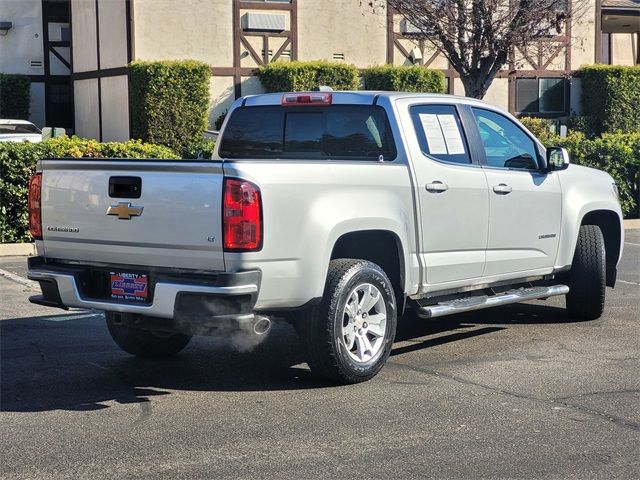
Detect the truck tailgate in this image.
<box><xmin>39</xmin><ymin>159</ymin><xmax>225</xmax><ymax>271</ymax></box>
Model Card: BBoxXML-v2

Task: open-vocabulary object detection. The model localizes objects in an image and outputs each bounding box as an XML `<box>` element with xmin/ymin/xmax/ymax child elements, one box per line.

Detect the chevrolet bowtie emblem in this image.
<box><xmin>106</xmin><ymin>202</ymin><xmax>144</xmax><ymax>220</ymax></box>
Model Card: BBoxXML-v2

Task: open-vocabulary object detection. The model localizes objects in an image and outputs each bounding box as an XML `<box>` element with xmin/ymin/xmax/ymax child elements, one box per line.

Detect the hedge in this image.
<box><xmin>0</xmin><ymin>74</ymin><xmax>31</xmax><ymax>119</ymax></box>
<box><xmin>518</xmin><ymin>116</ymin><xmax>639</xmax><ymax>217</ymax></box>
<box><xmin>518</xmin><ymin>117</ymin><xmax>556</xmax><ymax>145</ymax></box>
<box><xmin>557</xmin><ymin>132</ymin><xmax>639</xmax><ymax>218</ymax></box>
<box><xmin>0</xmin><ymin>137</ymin><xmax>178</xmax><ymax>243</ymax></box>
<box><xmin>579</xmin><ymin>65</ymin><xmax>640</xmax><ymax>136</ymax></box>
<box><xmin>129</xmin><ymin>60</ymin><xmax>211</xmax><ymax>156</ymax></box>
<box><xmin>362</xmin><ymin>65</ymin><xmax>446</xmax><ymax>93</ymax></box>
<box><xmin>526</xmin><ymin>128</ymin><xmax>639</xmax><ymax>218</ymax></box>
<box><xmin>258</xmin><ymin>61</ymin><xmax>360</xmax><ymax>92</ymax></box>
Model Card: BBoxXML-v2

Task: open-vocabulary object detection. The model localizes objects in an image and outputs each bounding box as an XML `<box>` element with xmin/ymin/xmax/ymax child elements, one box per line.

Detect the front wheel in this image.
<box><xmin>106</xmin><ymin>312</ymin><xmax>191</xmax><ymax>358</ymax></box>
<box><xmin>564</xmin><ymin>225</ymin><xmax>606</xmax><ymax>320</ymax></box>
<box><xmin>300</xmin><ymin>259</ymin><xmax>398</xmax><ymax>384</ymax></box>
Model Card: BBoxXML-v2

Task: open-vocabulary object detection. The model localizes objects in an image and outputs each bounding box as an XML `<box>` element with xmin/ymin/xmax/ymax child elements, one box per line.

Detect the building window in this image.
<box><xmin>516</xmin><ymin>77</ymin><xmax>566</xmax><ymax>114</ymax></box>
<box><xmin>60</xmin><ymin>26</ymin><xmax>71</xmax><ymax>42</ymax></box>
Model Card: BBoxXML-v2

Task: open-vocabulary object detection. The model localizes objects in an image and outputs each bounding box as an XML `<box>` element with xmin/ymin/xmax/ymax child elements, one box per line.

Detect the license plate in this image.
<box><xmin>109</xmin><ymin>272</ymin><xmax>148</xmax><ymax>302</ymax></box>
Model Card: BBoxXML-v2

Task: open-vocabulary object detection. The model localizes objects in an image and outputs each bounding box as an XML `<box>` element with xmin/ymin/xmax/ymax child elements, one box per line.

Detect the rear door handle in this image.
<box><xmin>493</xmin><ymin>183</ymin><xmax>512</xmax><ymax>195</ymax></box>
<box><xmin>426</xmin><ymin>181</ymin><xmax>448</xmax><ymax>193</ymax></box>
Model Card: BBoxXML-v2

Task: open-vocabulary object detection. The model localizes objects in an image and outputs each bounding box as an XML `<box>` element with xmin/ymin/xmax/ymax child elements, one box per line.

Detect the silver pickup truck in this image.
<box><xmin>27</xmin><ymin>91</ymin><xmax>624</xmax><ymax>384</ymax></box>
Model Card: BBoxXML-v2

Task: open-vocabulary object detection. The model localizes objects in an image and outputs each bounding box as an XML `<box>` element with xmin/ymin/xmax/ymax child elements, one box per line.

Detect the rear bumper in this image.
<box><xmin>27</xmin><ymin>257</ymin><xmax>260</xmax><ymax>321</ymax></box>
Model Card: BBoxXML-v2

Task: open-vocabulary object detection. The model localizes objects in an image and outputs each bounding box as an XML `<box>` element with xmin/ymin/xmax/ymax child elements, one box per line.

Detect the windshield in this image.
<box><xmin>0</xmin><ymin>123</ymin><xmax>41</xmax><ymax>134</ymax></box>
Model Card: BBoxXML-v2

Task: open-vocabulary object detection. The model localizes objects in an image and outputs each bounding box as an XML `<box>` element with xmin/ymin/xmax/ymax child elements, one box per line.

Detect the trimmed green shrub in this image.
<box><xmin>0</xmin><ymin>74</ymin><xmax>31</xmax><ymax>119</ymax></box>
<box><xmin>536</xmin><ymin>130</ymin><xmax>639</xmax><ymax>218</ymax></box>
<box><xmin>183</xmin><ymin>138</ymin><xmax>216</xmax><ymax>159</ymax></box>
<box><xmin>559</xmin><ymin>132</ymin><xmax>639</xmax><ymax>218</ymax></box>
<box><xmin>258</xmin><ymin>61</ymin><xmax>360</xmax><ymax>92</ymax></box>
<box><xmin>0</xmin><ymin>137</ymin><xmax>178</xmax><ymax>243</ymax></box>
<box><xmin>129</xmin><ymin>60</ymin><xmax>211</xmax><ymax>156</ymax></box>
<box><xmin>579</xmin><ymin>65</ymin><xmax>640</xmax><ymax>136</ymax></box>
<box><xmin>519</xmin><ymin>117</ymin><xmax>556</xmax><ymax>145</ymax></box>
<box><xmin>362</xmin><ymin>65</ymin><xmax>446</xmax><ymax>93</ymax></box>
<box><xmin>565</xmin><ymin>115</ymin><xmax>592</xmax><ymax>136</ymax></box>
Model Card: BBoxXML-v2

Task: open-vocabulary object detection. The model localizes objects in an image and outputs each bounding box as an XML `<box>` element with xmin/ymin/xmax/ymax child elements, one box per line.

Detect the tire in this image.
<box><xmin>564</xmin><ymin>224</ymin><xmax>606</xmax><ymax>320</ymax></box>
<box><xmin>301</xmin><ymin>259</ymin><xmax>398</xmax><ymax>384</ymax></box>
<box><xmin>105</xmin><ymin>312</ymin><xmax>191</xmax><ymax>358</ymax></box>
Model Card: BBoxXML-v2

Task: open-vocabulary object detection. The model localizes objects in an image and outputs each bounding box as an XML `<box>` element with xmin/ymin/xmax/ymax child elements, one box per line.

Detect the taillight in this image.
<box><xmin>223</xmin><ymin>178</ymin><xmax>262</xmax><ymax>251</ymax></box>
<box><xmin>28</xmin><ymin>173</ymin><xmax>42</xmax><ymax>240</ymax></box>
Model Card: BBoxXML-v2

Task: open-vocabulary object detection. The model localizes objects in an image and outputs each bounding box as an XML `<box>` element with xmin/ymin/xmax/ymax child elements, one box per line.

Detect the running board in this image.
<box><xmin>417</xmin><ymin>284</ymin><xmax>569</xmax><ymax>319</ymax></box>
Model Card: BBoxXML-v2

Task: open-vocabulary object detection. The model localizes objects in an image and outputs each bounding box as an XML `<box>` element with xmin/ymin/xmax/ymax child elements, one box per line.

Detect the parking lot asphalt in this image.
<box><xmin>1</xmin><ymin>231</ymin><xmax>638</xmax><ymax>479</ymax></box>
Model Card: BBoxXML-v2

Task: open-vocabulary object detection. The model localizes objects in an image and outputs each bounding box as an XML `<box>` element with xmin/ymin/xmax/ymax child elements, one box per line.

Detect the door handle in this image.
<box><xmin>426</xmin><ymin>181</ymin><xmax>448</xmax><ymax>193</ymax></box>
<box><xmin>493</xmin><ymin>183</ymin><xmax>512</xmax><ymax>195</ymax></box>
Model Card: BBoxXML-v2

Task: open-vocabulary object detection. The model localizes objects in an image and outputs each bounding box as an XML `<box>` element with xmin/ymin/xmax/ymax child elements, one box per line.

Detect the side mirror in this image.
<box><xmin>546</xmin><ymin>146</ymin><xmax>570</xmax><ymax>171</ymax></box>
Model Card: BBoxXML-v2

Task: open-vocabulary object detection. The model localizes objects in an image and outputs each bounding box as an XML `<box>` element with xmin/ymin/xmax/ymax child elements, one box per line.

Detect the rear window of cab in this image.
<box><xmin>219</xmin><ymin>105</ymin><xmax>397</xmax><ymax>161</ymax></box>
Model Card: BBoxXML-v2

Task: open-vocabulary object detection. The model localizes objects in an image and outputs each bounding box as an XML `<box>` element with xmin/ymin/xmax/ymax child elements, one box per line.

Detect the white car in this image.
<box><xmin>0</xmin><ymin>119</ymin><xmax>42</xmax><ymax>143</ymax></box>
<box><xmin>27</xmin><ymin>91</ymin><xmax>624</xmax><ymax>384</ymax></box>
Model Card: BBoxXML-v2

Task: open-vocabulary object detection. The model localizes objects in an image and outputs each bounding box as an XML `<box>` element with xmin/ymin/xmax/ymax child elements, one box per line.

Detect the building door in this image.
<box><xmin>42</xmin><ymin>0</ymin><xmax>73</xmax><ymax>131</ymax></box>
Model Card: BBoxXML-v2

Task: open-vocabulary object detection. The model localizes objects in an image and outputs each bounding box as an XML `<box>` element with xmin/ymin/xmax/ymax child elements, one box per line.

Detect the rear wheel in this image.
<box><xmin>564</xmin><ymin>225</ymin><xmax>606</xmax><ymax>320</ymax></box>
<box><xmin>106</xmin><ymin>312</ymin><xmax>191</xmax><ymax>358</ymax></box>
<box><xmin>300</xmin><ymin>259</ymin><xmax>397</xmax><ymax>384</ymax></box>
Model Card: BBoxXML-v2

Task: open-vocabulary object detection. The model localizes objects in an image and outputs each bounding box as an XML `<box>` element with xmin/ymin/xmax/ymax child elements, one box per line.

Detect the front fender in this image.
<box><xmin>555</xmin><ymin>165</ymin><xmax>624</xmax><ymax>269</ymax></box>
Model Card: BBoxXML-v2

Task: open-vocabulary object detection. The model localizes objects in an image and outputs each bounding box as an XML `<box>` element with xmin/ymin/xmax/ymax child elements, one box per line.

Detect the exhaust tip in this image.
<box><xmin>252</xmin><ymin>316</ymin><xmax>271</xmax><ymax>336</ymax></box>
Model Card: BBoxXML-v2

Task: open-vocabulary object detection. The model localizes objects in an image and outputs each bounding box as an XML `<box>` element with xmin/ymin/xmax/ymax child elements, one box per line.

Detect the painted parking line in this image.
<box><xmin>0</xmin><ymin>267</ymin><xmax>38</xmax><ymax>289</ymax></box>
<box><xmin>623</xmin><ymin>242</ymin><xmax>640</xmax><ymax>247</ymax></box>
<box><xmin>617</xmin><ymin>279</ymin><xmax>640</xmax><ymax>286</ymax></box>
<box><xmin>43</xmin><ymin>312</ymin><xmax>103</xmax><ymax>322</ymax></box>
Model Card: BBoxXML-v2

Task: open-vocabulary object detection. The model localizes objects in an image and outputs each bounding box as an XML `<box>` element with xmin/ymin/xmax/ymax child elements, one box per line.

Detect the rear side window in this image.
<box><xmin>410</xmin><ymin>105</ymin><xmax>471</xmax><ymax>165</ymax></box>
<box><xmin>219</xmin><ymin>105</ymin><xmax>397</xmax><ymax>160</ymax></box>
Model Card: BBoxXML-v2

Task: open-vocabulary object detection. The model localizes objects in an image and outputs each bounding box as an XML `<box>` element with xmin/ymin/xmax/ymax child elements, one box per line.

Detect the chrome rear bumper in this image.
<box><xmin>27</xmin><ymin>257</ymin><xmax>260</xmax><ymax>320</ymax></box>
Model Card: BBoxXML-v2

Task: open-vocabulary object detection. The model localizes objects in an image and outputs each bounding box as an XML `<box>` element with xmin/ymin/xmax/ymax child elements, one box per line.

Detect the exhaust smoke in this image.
<box><xmin>229</xmin><ymin>315</ymin><xmax>272</xmax><ymax>352</ymax></box>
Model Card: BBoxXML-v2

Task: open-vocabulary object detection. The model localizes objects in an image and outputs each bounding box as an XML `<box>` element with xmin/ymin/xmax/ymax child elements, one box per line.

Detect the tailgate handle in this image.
<box><xmin>109</xmin><ymin>176</ymin><xmax>142</xmax><ymax>199</ymax></box>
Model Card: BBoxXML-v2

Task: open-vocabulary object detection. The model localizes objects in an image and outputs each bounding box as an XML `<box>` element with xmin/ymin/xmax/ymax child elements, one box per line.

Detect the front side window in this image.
<box><xmin>472</xmin><ymin>108</ymin><xmax>539</xmax><ymax>170</ymax></box>
<box><xmin>219</xmin><ymin>105</ymin><xmax>396</xmax><ymax>160</ymax></box>
<box><xmin>409</xmin><ymin>105</ymin><xmax>471</xmax><ymax>165</ymax></box>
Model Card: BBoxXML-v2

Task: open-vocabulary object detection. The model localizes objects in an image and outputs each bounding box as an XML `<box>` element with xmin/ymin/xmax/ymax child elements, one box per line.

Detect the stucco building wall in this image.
<box><xmin>4</xmin><ymin>0</ymin><xmax>637</xmax><ymax>139</ymax></box>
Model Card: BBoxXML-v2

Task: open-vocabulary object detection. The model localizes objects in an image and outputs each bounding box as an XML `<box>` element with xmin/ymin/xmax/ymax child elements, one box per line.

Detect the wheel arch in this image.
<box><xmin>330</xmin><ymin>229</ymin><xmax>407</xmax><ymax>314</ymax></box>
<box><xmin>580</xmin><ymin>209</ymin><xmax>622</xmax><ymax>287</ymax></box>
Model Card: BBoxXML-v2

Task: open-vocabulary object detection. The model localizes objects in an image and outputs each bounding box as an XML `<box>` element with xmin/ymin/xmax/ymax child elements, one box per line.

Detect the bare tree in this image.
<box><xmin>365</xmin><ymin>0</ymin><xmax>587</xmax><ymax>99</ymax></box>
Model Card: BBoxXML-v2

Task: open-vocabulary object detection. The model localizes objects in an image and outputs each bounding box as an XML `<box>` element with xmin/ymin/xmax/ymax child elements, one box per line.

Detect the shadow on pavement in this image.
<box><xmin>1</xmin><ymin>301</ymin><xmax>572</xmax><ymax>413</ymax></box>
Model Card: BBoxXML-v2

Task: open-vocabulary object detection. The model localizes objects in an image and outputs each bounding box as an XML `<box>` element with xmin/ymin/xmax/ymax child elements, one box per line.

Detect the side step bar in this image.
<box><xmin>417</xmin><ymin>284</ymin><xmax>569</xmax><ymax>319</ymax></box>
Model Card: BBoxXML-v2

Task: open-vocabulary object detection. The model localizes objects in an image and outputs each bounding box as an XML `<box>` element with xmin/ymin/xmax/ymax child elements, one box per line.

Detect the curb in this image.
<box><xmin>0</xmin><ymin>268</ymin><xmax>38</xmax><ymax>289</ymax></box>
<box><xmin>624</xmin><ymin>219</ymin><xmax>640</xmax><ymax>230</ymax></box>
<box><xmin>0</xmin><ymin>243</ymin><xmax>36</xmax><ymax>257</ymax></box>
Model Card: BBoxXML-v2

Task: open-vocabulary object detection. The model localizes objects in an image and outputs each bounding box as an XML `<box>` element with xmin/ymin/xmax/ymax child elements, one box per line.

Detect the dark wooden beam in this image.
<box><xmin>272</xmin><ymin>37</ymin><xmax>291</xmax><ymax>62</ymax></box>
<box><xmin>291</xmin><ymin>0</ymin><xmax>298</xmax><ymax>60</ymax></box>
<box><xmin>240</xmin><ymin>34</ymin><xmax>265</xmax><ymax>66</ymax></box>
<box><xmin>595</xmin><ymin>0</ymin><xmax>602</xmax><ymax>63</ymax></box>
<box><xmin>233</xmin><ymin>0</ymin><xmax>242</xmax><ymax>98</ymax></box>
<box><xmin>238</xmin><ymin>1</ymin><xmax>292</xmax><ymax>11</ymax></box>
<box><xmin>386</xmin><ymin>7</ymin><xmax>394</xmax><ymax>64</ymax></box>
<box><xmin>50</xmin><ymin>46</ymin><xmax>71</xmax><ymax>69</ymax></box>
<box><xmin>71</xmin><ymin>66</ymin><xmax>129</xmax><ymax>80</ymax></box>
